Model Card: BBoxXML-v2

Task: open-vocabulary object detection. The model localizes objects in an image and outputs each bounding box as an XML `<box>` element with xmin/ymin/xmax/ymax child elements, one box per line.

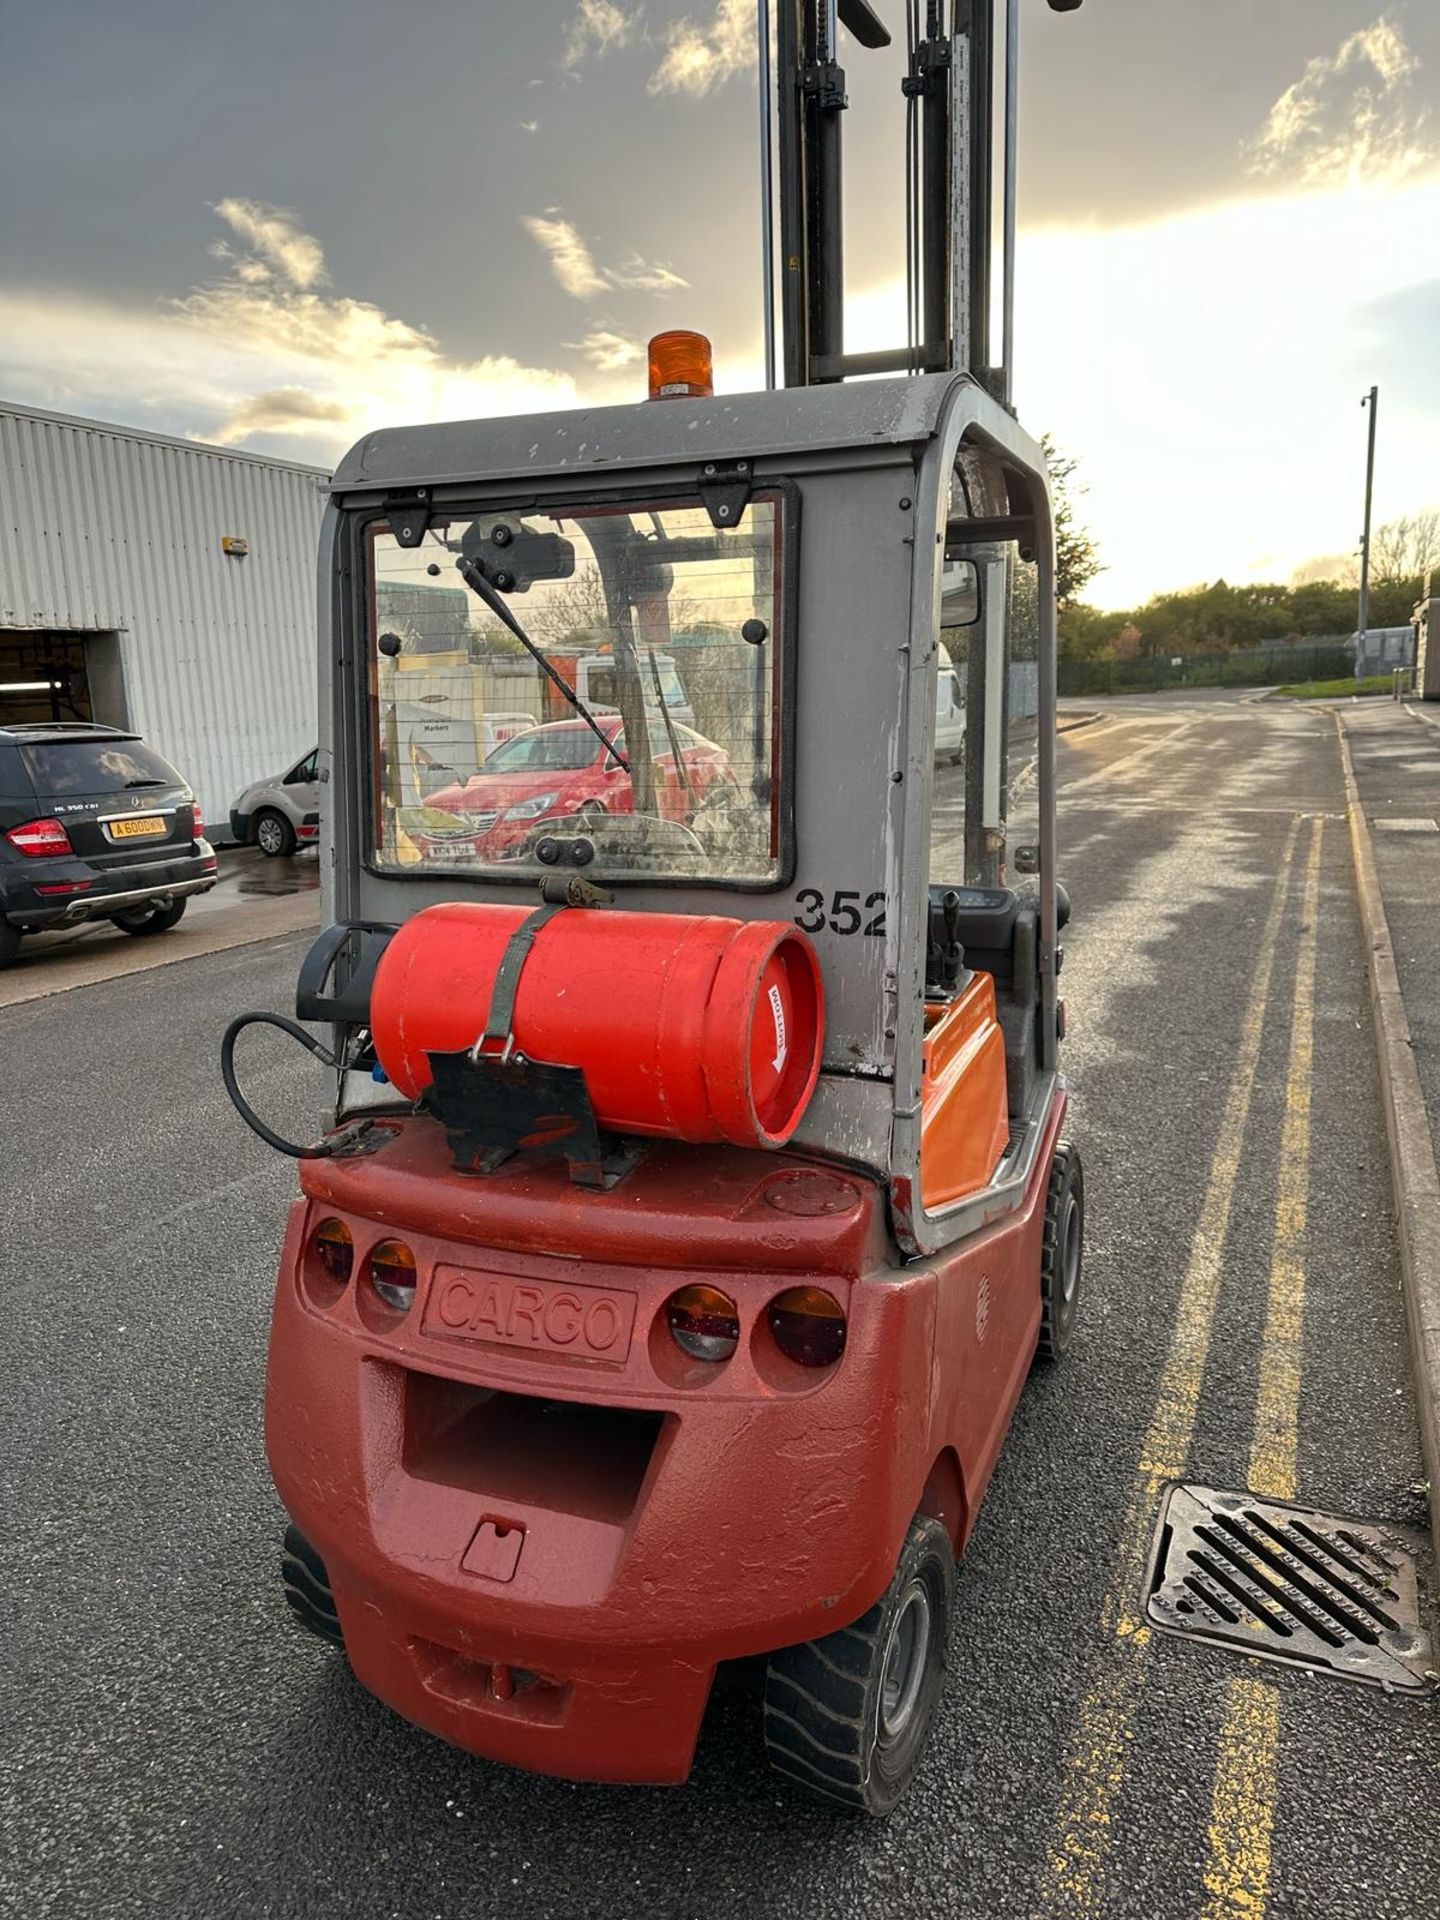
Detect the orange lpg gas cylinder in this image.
<box><xmin>369</xmin><ymin>902</ymin><xmax>824</xmax><ymax>1151</ymax></box>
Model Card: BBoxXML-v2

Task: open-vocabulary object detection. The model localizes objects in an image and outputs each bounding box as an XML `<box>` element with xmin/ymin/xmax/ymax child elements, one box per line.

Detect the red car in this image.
<box><xmin>422</xmin><ymin>717</ymin><xmax>732</xmax><ymax>861</ymax></box>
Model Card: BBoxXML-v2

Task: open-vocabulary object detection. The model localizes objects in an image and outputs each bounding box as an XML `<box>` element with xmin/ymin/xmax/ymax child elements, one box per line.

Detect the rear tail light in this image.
<box><xmin>6</xmin><ymin>817</ymin><xmax>73</xmax><ymax>858</ymax></box>
<box><xmin>663</xmin><ymin>1284</ymin><xmax>740</xmax><ymax>1363</ymax></box>
<box><xmin>311</xmin><ymin>1218</ymin><xmax>354</xmax><ymax>1284</ymax></box>
<box><xmin>767</xmin><ymin>1287</ymin><xmax>847</xmax><ymax>1368</ymax></box>
<box><xmin>366</xmin><ymin>1239</ymin><xmax>417</xmax><ymax>1313</ymax></box>
<box><xmin>191</xmin><ymin>800</ymin><xmax>205</xmax><ymax>839</ymax></box>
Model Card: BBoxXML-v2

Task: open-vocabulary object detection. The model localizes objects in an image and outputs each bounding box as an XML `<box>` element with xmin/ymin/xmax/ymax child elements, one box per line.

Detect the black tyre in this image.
<box><xmin>281</xmin><ymin>1523</ymin><xmax>344</xmax><ymax>1647</ymax></box>
<box><xmin>113</xmin><ymin>895</ymin><xmax>188</xmax><ymax>936</ymax></box>
<box><xmin>0</xmin><ymin>920</ymin><xmax>20</xmax><ymax>968</ymax></box>
<box><xmin>1037</xmin><ymin>1140</ymin><xmax>1084</xmax><ymax>1360</ymax></box>
<box><xmin>254</xmin><ymin>808</ymin><xmax>297</xmax><ymax>857</ymax></box>
<box><xmin>763</xmin><ymin>1515</ymin><xmax>955</xmax><ymax>1816</ymax></box>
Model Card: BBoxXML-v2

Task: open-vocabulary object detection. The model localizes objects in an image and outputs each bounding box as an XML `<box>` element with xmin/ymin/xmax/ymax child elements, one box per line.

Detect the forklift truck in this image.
<box><xmin>225</xmin><ymin>0</ymin><xmax>1085</xmax><ymax>1813</ymax></box>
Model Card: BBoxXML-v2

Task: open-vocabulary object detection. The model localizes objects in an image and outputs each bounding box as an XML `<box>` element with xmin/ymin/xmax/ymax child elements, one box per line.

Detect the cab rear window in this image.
<box><xmin>19</xmin><ymin>739</ymin><xmax>184</xmax><ymax>796</ymax></box>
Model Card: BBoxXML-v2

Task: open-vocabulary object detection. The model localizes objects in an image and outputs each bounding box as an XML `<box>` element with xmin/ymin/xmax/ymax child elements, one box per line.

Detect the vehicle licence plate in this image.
<box><xmin>109</xmin><ymin>815</ymin><xmax>166</xmax><ymax>839</ymax></box>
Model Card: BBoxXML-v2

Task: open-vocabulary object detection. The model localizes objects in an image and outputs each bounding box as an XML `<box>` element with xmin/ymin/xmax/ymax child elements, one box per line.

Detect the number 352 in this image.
<box><xmin>794</xmin><ymin>889</ymin><xmax>886</xmax><ymax>937</ymax></box>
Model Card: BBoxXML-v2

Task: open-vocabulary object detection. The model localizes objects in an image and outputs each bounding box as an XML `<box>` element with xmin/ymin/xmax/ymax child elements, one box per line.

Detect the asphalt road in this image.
<box><xmin>2</xmin><ymin>691</ymin><xmax>1435</xmax><ymax>1920</ymax></box>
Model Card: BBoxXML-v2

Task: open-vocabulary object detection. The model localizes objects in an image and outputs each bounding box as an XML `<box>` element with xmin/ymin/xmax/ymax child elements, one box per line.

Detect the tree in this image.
<box><xmin>1369</xmin><ymin>509</ymin><xmax>1440</xmax><ymax>591</ymax></box>
<box><xmin>1057</xmin><ymin>600</ymin><xmax>1120</xmax><ymax>660</ymax></box>
<box><xmin>1040</xmin><ymin>435</ymin><xmax>1103</xmax><ymax>608</ymax></box>
<box><xmin>1291</xmin><ymin>507</ymin><xmax>1440</xmax><ymax>600</ymax></box>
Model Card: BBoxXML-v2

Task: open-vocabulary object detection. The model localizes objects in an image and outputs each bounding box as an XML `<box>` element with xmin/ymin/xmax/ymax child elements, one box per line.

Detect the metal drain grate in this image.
<box><xmin>1145</xmin><ymin>1482</ymin><xmax>1433</xmax><ymax>1693</ymax></box>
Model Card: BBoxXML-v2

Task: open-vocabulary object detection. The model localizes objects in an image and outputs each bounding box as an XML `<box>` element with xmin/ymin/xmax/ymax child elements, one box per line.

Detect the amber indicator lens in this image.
<box><xmin>767</xmin><ymin>1286</ymin><xmax>847</xmax><ymax>1368</ymax></box>
<box><xmin>366</xmin><ymin>1239</ymin><xmax>418</xmax><ymax>1312</ymax></box>
<box><xmin>647</xmin><ymin>329</ymin><xmax>714</xmax><ymax>400</ymax></box>
<box><xmin>664</xmin><ymin>1284</ymin><xmax>740</xmax><ymax>1362</ymax></box>
<box><xmin>311</xmin><ymin>1218</ymin><xmax>354</xmax><ymax>1285</ymax></box>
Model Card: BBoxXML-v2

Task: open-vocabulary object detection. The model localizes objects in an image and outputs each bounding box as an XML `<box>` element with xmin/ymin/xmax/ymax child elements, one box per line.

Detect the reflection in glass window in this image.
<box><xmin>928</xmin><ymin>539</ymin><xmax>1042</xmax><ymax>893</ymax></box>
<box><xmin>1005</xmin><ymin>549</ymin><xmax>1042</xmax><ymax>881</ymax></box>
<box><xmin>367</xmin><ymin>496</ymin><xmax>785</xmax><ymax>883</ymax></box>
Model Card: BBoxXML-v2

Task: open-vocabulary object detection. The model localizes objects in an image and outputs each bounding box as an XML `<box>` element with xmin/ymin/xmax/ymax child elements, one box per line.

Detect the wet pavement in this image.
<box><xmin>1</xmin><ymin>692</ymin><xmax>1436</xmax><ymax>1920</ymax></box>
<box><xmin>0</xmin><ymin>846</ymin><xmax>320</xmax><ymax>1008</ymax></box>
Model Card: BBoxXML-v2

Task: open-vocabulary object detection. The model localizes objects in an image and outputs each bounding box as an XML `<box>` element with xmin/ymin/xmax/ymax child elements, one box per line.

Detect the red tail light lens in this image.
<box><xmin>311</xmin><ymin>1218</ymin><xmax>354</xmax><ymax>1284</ymax></box>
<box><xmin>664</xmin><ymin>1284</ymin><xmax>740</xmax><ymax>1363</ymax></box>
<box><xmin>767</xmin><ymin>1287</ymin><xmax>847</xmax><ymax>1368</ymax></box>
<box><xmin>190</xmin><ymin>800</ymin><xmax>205</xmax><ymax>838</ymax></box>
<box><xmin>366</xmin><ymin>1239</ymin><xmax>417</xmax><ymax>1313</ymax></box>
<box><xmin>6</xmin><ymin>817</ymin><xmax>73</xmax><ymax>858</ymax></box>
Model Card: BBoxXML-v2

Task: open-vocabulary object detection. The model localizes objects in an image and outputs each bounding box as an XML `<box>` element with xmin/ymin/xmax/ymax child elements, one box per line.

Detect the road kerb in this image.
<box><xmin>1334</xmin><ymin>713</ymin><xmax>1440</xmax><ymax>1567</ymax></box>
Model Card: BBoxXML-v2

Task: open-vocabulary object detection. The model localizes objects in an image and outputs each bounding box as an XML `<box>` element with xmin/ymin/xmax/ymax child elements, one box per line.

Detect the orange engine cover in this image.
<box><xmin>370</xmin><ymin>902</ymin><xmax>824</xmax><ymax>1151</ymax></box>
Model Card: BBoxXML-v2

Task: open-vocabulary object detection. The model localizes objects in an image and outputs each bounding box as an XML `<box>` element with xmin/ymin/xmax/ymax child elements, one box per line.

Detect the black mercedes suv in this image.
<box><xmin>0</xmin><ymin>723</ymin><xmax>217</xmax><ymax>966</ymax></box>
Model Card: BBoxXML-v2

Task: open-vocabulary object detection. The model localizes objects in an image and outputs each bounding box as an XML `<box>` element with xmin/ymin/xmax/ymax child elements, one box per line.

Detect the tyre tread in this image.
<box><xmin>280</xmin><ymin>1524</ymin><xmax>344</xmax><ymax>1647</ymax></box>
<box><xmin>1037</xmin><ymin>1139</ymin><xmax>1084</xmax><ymax>1360</ymax></box>
<box><xmin>763</xmin><ymin>1515</ymin><xmax>955</xmax><ymax>1817</ymax></box>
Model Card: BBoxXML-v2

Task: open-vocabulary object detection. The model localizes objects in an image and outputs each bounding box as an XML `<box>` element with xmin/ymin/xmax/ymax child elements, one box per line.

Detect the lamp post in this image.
<box><xmin>1358</xmin><ymin>385</ymin><xmax>1378</xmax><ymax>647</ymax></box>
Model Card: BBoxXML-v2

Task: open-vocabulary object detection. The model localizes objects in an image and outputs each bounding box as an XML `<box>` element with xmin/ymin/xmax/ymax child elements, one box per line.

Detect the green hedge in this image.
<box><xmin>1059</xmin><ymin>644</ymin><xmax>1356</xmax><ymax>696</ymax></box>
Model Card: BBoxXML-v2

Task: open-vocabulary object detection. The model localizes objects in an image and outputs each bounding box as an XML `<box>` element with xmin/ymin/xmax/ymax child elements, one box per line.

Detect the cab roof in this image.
<box><xmin>329</xmin><ymin>372</ymin><xmax>968</xmax><ymax>496</ymax></box>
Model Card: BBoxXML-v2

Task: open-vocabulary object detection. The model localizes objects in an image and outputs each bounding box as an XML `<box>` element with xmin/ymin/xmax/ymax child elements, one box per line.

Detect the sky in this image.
<box><xmin>1</xmin><ymin>1</ymin><xmax>1436</xmax><ymax>607</ymax></box>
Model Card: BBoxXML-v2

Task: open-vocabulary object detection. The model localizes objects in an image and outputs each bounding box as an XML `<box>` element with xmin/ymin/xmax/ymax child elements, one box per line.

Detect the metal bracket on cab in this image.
<box><xmin>698</xmin><ymin>459</ymin><xmax>753</xmax><ymax>531</ymax></box>
<box><xmin>383</xmin><ymin>487</ymin><xmax>433</xmax><ymax>548</ymax></box>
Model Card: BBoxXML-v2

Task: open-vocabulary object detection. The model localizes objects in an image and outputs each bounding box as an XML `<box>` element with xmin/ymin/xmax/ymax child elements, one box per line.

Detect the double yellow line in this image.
<box><xmin>1200</xmin><ymin>822</ymin><xmax>1322</xmax><ymax>1920</ymax></box>
<box><xmin>1038</xmin><ymin>817</ymin><xmax>1324</xmax><ymax>1918</ymax></box>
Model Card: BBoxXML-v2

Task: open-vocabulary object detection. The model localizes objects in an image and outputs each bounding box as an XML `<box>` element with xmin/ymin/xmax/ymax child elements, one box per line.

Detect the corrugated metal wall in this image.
<box><xmin>0</xmin><ymin>403</ymin><xmax>328</xmax><ymax>827</ymax></box>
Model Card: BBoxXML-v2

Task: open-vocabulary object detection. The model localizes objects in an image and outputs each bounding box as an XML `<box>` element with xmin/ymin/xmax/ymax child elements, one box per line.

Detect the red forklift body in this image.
<box><xmin>267</xmin><ymin>1089</ymin><xmax>1064</xmax><ymax>1783</ymax></box>
<box><xmin>225</xmin><ymin>0</ymin><xmax>1093</xmax><ymax>1816</ymax></box>
<box><xmin>226</xmin><ymin>361</ymin><xmax>1083</xmax><ymax>1807</ymax></box>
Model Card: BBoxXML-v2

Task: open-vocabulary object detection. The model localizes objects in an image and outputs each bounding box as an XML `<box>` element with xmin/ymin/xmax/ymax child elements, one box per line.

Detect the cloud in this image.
<box><xmin>563</xmin><ymin>0</ymin><xmax>642</xmax><ymax>73</ymax></box>
<box><xmin>211</xmin><ymin>197</ymin><xmax>328</xmax><ymax>289</ymax></box>
<box><xmin>1248</xmin><ymin>15</ymin><xmax>1433</xmax><ymax>186</ymax></box>
<box><xmin>0</xmin><ymin>201</ymin><xmax>579</xmax><ymax>461</ymax></box>
<box><xmin>648</xmin><ymin>0</ymin><xmax>753</xmax><ymax>98</ymax></box>
<box><xmin>835</xmin><ymin>164</ymin><xmax>1440</xmax><ymax>606</ymax></box>
<box><xmin>608</xmin><ymin>253</ymin><xmax>688</xmax><ymax>293</ymax></box>
<box><xmin>521</xmin><ymin>213</ymin><xmax>608</xmax><ymax>297</ymax></box>
<box><xmin>522</xmin><ymin>210</ymin><xmax>689</xmax><ymax>299</ymax></box>
<box><xmin>208</xmin><ymin>386</ymin><xmax>350</xmax><ymax>443</ymax></box>
<box><xmin>570</xmin><ymin>327</ymin><xmax>644</xmax><ymax>372</ymax></box>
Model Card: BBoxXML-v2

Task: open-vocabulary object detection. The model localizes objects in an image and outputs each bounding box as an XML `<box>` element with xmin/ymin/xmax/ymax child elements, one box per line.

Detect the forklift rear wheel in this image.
<box><xmin>763</xmin><ymin>1515</ymin><xmax>954</xmax><ymax>1816</ymax></box>
<box><xmin>281</xmin><ymin>1524</ymin><xmax>345</xmax><ymax>1647</ymax></box>
<box><xmin>1037</xmin><ymin>1140</ymin><xmax>1084</xmax><ymax>1360</ymax></box>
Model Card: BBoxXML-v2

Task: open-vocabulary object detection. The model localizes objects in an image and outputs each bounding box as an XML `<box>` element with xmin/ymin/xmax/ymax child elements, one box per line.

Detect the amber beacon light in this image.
<box><xmin>647</xmin><ymin>329</ymin><xmax>714</xmax><ymax>400</ymax></box>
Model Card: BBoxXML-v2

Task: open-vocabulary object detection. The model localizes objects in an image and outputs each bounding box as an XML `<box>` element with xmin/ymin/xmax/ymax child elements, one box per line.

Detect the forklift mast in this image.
<box><xmin>771</xmin><ymin>0</ymin><xmax>1081</xmax><ymax>394</ymax></box>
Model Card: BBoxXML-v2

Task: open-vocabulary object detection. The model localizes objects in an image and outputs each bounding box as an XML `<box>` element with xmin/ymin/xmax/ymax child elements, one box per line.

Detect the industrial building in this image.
<box><xmin>0</xmin><ymin>402</ymin><xmax>328</xmax><ymax>828</ymax></box>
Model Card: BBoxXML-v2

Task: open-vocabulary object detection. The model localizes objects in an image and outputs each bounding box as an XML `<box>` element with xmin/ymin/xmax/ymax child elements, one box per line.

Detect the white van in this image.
<box><xmin>935</xmin><ymin>641</ymin><xmax>965</xmax><ymax>763</ymax></box>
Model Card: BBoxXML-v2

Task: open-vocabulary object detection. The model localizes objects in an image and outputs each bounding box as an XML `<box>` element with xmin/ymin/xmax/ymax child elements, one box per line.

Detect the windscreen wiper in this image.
<box><xmin>455</xmin><ymin>555</ymin><xmax>628</xmax><ymax>773</ymax></box>
<box><xmin>648</xmin><ymin>647</ymin><xmax>692</xmax><ymax>801</ymax></box>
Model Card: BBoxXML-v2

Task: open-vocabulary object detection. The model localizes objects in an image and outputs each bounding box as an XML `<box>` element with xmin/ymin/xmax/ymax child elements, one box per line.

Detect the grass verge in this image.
<box><xmin>1272</xmin><ymin>674</ymin><xmax>1395</xmax><ymax>700</ymax></box>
